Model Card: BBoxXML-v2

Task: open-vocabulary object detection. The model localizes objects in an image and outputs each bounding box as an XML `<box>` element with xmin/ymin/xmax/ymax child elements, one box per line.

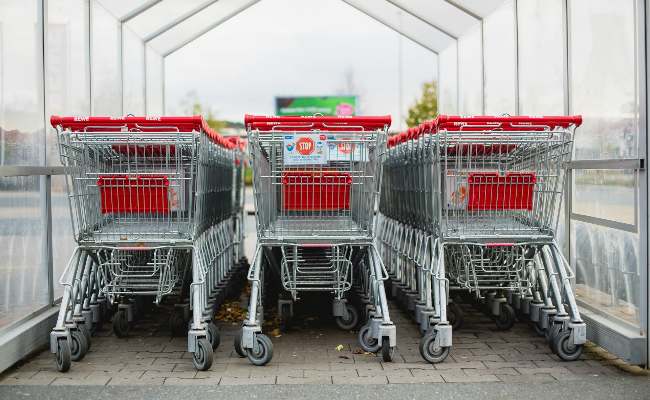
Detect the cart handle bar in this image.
<box><xmin>244</xmin><ymin>114</ymin><xmax>391</xmax><ymax>132</ymax></box>
<box><xmin>50</xmin><ymin>115</ymin><xmax>241</xmax><ymax>150</ymax></box>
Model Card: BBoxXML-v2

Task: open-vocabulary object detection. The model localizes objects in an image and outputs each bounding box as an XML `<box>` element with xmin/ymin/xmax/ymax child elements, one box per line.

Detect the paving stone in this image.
<box><xmin>276</xmin><ymin>376</ymin><xmax>332</xmax><ymax>385</ymax></box>
<box><xmin>165</xmin><ymin>377</ymin><xmax>221</xmax><ymax>385</ymax></box>
<box><xmin>434</xmin><ymin>361</ymin><xmax>487</xmax><ymax>370</ymax></box>
<box><xmin>332</xmin><ymin>375</ymin><xmax>388</xmax><ymax>384</ymax></box>
<box><xmin>484</xmin><ymin>361</ymin><xmax>537</xmax><ymax>369</ymax></box>
<box><xmin>440</xmin><ymin>372</ymin><xmax>500</xmax><ymax>383</ymax></box>
<box><xmin>496</xmin><ymin>373</ymin><xmax>556</xmax><ymax>383</ymax></box>
<box><xmin>51</xmin><ymin>375</ymin><xmax>111</xmax><ymax>386</ymax></box>
<box><xmin>142</xmin><ymin>370</ymin><xmax>197</xmax><ymax>379</ymax></box>
<box><xmin>387</xmin><ymin>374</ymin><xmax>444</xmax><ymax>384</ymax></box>
<box><xmin>220</xmin><ymin>376</ymin><xmax>276</xmax><ymax>385</ymax></box>
<box><xmin>108</xmin><ymin>376</ymin><xmax>166</xmax><ymax>385</ymax></box>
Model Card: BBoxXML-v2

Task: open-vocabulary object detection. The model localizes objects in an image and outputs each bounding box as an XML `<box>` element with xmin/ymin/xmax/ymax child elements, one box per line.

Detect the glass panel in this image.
<box><xmin>47</xmin><ymin>0</ymin><xmax>90</xmax><ymax>296</ymax></box>
<box><xmin>483</xmin><ymin>0</ymin><xmax>515</xmax><ymax>115</ymax></box>
<box><xmin>453</xmin><ymin>0</ymin><xmax>508</xmax><ymax>17</ymax></box>
<box><xmin>150</xmin><ymin>0</ymin><xmax>453</xmax><ymax>56</ymax></box>
<box><xmin>0</xmin><ymin>0</ymin><xmax>44</xmax><ymax>166</ymax></box>
<box><xmin>91</xmin><ymin>2</ymin><xmax>122</xmax><ymax>115</ymax></box>
<box><xmin>439</xmin><ymin>45</ymin><xmax>458</xmax><ymax>114</ymax></box>
<box><xmin>163</xmin><ymin>0</ymin><xmax>436</xmax><ymax>131</ymax></box>
<box><xmin>96</xmin><ymin>0</ymin><xmax>153</xmax><ymax>21</ymax></box>
<box><xmin>457</xmin><ymin>26</ymin><xmax>482</xmax><ymax>115</ymax></box>
<box><xmin>123</xmin><ymin>27</ymin><xmax>145</xmax><ymax>115</ymax></box>
<box><xmin>572</xmin><ymin>220</ymin><xmax>641</xmax><ymax>329</ymax></box>
<box><xmin>517</xmin><ymin>0</ymin><xmax>564</xmax><ymax>115</ymax></box>
<box><xmin>572</xmin><ymin>169</ymin><xmax>636</xmax><ymax>225</ymax></box>
<box><xmin>387</xmin><ymin>0</ymin><xmax>479</xmax><ymax>37</ymax></box>
<box><xmin>146</xmin><ymin>47</ymin><xmax>164</xmax><ymax>115</ymax></box>
<box><xmin>0</xmin><ymin>176</ymin><xmax>46</xmax><ymax>329</ymax></box>
<box><xmin>47</xmin><ymin>0</ymin><xmax>90</xmax><ymax>164</ymax></box>
<box><xmin>569</xmin><ymin>0</ymin><xmax>637</xmax><ymax>159</ymax></box>
<box><xmin>127</xmin><ymin>0</ymin><xmax>207</xmax><ymax>39</ymax></box>
<box><xmin>51</xmin><ymin>175</ymin><xmax>74</xmax><ymax>298</ymax></box>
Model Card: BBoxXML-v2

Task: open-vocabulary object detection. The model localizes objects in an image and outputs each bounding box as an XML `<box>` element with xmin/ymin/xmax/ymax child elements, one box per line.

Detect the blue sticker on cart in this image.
<box><xmin>283</xmin><ymin>134</ymin><xmax>328</xmax><ymax>165</ymax></box>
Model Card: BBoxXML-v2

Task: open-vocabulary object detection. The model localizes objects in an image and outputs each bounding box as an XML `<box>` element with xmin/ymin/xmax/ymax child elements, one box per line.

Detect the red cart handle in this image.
<box><xmin>50</xmin><ymin>115</ymin><xmax>237</xmax><ymax>150</ymax></box>
<box><xmin>244</xmin><ymin>114</ymin><xmax>391</xmax><ymax>132</ymax></box>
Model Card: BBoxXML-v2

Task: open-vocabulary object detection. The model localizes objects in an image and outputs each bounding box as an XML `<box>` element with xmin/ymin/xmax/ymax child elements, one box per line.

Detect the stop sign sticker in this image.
<box><xmin>283</xmin><ymin>134</ymin><xmax>327</xmax><ymax>165</ymax></box>
<box><xmin>296</xmin><ymin>136</ymin><xmax>315</xmax><ymax>155</ymax></box>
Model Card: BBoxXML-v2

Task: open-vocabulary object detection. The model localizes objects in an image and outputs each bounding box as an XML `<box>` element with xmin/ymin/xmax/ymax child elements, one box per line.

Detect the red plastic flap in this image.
<box><xmin>245</xmin><ymin>114</ymin><xmax>391</xmax><ymax>132</ymax></box>
<box><xmin>281</xmin><ymin>171</ymin><xmax>352</xmax><ymax>211</ymax></box>
<box><xmin>97</xmin><ymin>175</ymin><xmax>170</xmax><ymax>214</ymax></box>
<box><xmin>467</xmin><ymin>172</ymin><xmax>536</xmax><ymax>211</ymax></box>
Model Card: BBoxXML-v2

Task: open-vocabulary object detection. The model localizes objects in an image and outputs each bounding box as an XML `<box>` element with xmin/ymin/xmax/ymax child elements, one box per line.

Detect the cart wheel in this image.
<box><xmin>169</xmin><ymin>311</ymin><xmax>186</xmax><ymax>337</ymax></box>
<box><xmin>112</xmin><ymin>310</ymin><xmax>130</xmax><ymax>338</ymax></box>
<box><xmin>234</xmin><ymin>329</ymin><xmax>246</xmax><ymax>358</ymax></box>
<box><xmin>247</xmin><ymin>334</ymin><xmax>273</xmax><ymax>366</ymax></box>
<box><xmin>335</xmin><ymin>304</ymin><xmax>359</xmax><ymax>331</ymax></box>
<box><xmin>207</xmin><ymin>322</ymin><xmax>221</xmax><ymax>350</ymax></box>
<box><xmin>419</xmin><ymin>331</ymin><xmax>450</xmax><ymax>364</ymax></box>
<box><xmin>192</xmin><ymin>338</ymin><xmax>214</xmax><ymax>371</ymax></box>
<box><xmin>358</xmin><ymin>324</ymin><xmax>380</xmax><ymax>353</ymax></box>
<box><xmin>554</xmin><ymin>330</ymin><xmax>583</xmax><ymax>361</ymax></box>
<box><xmin>531</xmin><ymin>320</ymin><xmax>545</xmax><ymax>336</ymax></box>
<box><xmin>70</xmin><ymin>329</ymin><xmax>89</xmax><ymax>362</ymax></box>
<box><xmin>495</xmin><ymin>303</ymin><xmax>515</xmax><ymax>331</ymax></box>
<box><xmin>447</xmin><ymin>303</ymin><xmax>464</xmax><ymax>330</ymax></box>
<box><xmin>547</xmin><ymin>323</ymin><xmax>563</xmax><ymax>352</ymax></box>
<box><xmin>79</xmin><ymin>322</ymin><xmax>92</xmax><ymax>350</ymax></box>
<box><xmin>55</xmin><ymin>338</ymin><xmax>71</xmax><ymax>372</ymax></box>
<box><xmin>381</xmin><ymin>337</ymin><xmax>394</xmax><ymax>362</ymax></box>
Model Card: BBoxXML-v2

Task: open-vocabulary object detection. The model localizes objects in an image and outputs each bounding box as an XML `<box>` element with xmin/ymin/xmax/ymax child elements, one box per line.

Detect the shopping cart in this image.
<box><xmin>238</xmin><ymin>114</ymin><xmax>396</xmax><ymax>365</ymax></box>
<box><xmin>379</xmin><ymin>115</ymin><xmax>586</xmax><ymax>363</ymax></box>
<box><xmin>49</xmin><ymin>116</ymin><xmax>241</xmax><ymax>372</ymax></box>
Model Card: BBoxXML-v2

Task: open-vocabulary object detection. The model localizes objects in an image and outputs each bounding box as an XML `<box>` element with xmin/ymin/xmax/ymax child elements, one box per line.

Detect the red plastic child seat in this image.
<box><xmin>97</xmin><ymin>175</ymin><xmax>170</xmax><ymax>214</ymax></box>
<box><xmin>282</xmin><ymin>171</ymin><xmax>352</xmax><ymax>211</ymax></box>
<box><xmin>467</xmin><ymin>172</ymin><xmax>536</xmax><ymax>211</ymax></box>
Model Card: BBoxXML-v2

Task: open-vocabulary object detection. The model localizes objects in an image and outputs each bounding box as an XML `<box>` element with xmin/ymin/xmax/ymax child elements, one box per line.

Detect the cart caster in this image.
<box><xmin>334</xmin><ymin>304</ymin><xmax>359</xmax><ymax>331</ymax></box>
<box><xmin>207</xmin><ymin>322</ymin><xmax>220</xmax><ymax>350</ymax></box>
<box><xmin>494</xmin><ymin>303</ymin><xmax>515</xmax><ymax>331</ymax></box>
<box><xmin>55</xmin><ymin>338</ymin><xmax>71</xmax><ymax>372</ymax></box>
<box><xmin>169</xmin><ymin>311</ymin><xmax>186</xmax><ymax>337</ymax></box>
<box><xmin>234</xmin><ymin>329</ymin><xmax>246</xmax><ymax>358</ymax></box>
<box><xmin>358</xmin><ymin>324</ymin><xmax>380</xmax><ymax>353</ymax></box>
<box><xmin>532</xmin><ymin>321</ymin><xmax>546</xmax><ymax>336</ymax></box>
<box><xmin>381</xmin><ymin>337</ymin><xmax>394</xmax><ymax>362</ymax></box>
<box><xmin>419</xmin><ymin>331</ymin><xmax>450</xmax><ymax>364</ymax></box>
<box><xmin>79</xmin><ymin>322</ymin><xmax>92</xmax><ymax>350</ymax></box>
<box><xmin>247</xmin><ymin>333</ymin><xmax>273</xmax><ymax>366</ymax></box>
<box><xmin>70</xmin><ymin>329</ymin><xmax>89</xmax><ymax>362</ymax></box>
<box><xmin>447</xmin><ymin>303</ymin><xmax>464</xmax><ymax>330</ymax></box>
<box><xmin>112</xmin><ymin>309</ymin><xmax>130</xmax><ymax>338</ymax></box>
<box><xmin>554</xmin><ymin>331</ymin><xmax>583</xmax><ymax>361</ymax></box>
<box><xmin>547</xmin><ymin>323</ymin><xmax>563</xmax><ymax>352</ymax></box>
<box><xmin>192</xmin><ymin>338</ymin><xmax>214</xmax><ymax>371</ymax></box>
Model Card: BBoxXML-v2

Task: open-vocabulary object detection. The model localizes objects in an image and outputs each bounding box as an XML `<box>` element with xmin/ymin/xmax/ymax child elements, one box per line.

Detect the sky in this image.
<box><xmin>163</xmin><ymin>0</ymin><xmax>438</xmax><ymax>131</ymax></box>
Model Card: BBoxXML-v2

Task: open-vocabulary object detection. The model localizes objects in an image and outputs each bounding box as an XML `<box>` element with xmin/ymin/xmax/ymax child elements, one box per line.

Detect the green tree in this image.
<box><xmin>406</xmin><ymin>81</ymin><xmax>438</xmax><ymax>128</ymax></box>
<box><xmin>181</xmin><ymin>90</ymin><xmax>227</xmax><ymax>131</ymax></box>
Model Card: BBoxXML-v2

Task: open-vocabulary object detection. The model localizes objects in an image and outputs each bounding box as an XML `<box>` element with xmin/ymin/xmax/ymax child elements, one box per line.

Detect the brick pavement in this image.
<box><xmin>1</xmin><ymin>300</ymin><xmax>644</xmax><ymax>386</ymax></box>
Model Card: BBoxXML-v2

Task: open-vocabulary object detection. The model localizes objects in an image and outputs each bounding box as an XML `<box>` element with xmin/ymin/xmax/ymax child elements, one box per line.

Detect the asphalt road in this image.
<box><xmin>1</xmin><ymin>377</ymin><xmax>650</xmax><ymax>400</ymax></box>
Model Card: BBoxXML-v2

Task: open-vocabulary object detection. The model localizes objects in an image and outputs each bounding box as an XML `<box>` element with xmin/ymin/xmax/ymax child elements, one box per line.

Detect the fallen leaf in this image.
<box><xmin>336</xmin><ymin>344</ymin><xmax>344</xmax><ymax>351</ymax></box>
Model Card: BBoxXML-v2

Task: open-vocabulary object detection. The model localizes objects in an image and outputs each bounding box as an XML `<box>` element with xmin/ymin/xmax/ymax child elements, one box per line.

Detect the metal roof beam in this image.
<box><xmin>443</xmin><ymin>0</ymin><xmax>482</xmax><ymax>20</ymax></box>
<box><xmin>162</xmin><ymin>0</ymin><xmax>261</xmax><ymax>57</ymax></box>
<box><xmin>143</xmin><ymin>0</ymin><xmax>222</xmax><ymax>43</ymax></box>
<box><xmin>340</xmin><ymin>0</ymin><xmax>439</xmax><ymax>54</ymax></box>
<box><xmin>119</xmin><ymin>0</ymin><xmax>163</xmax><ymax>23</ymax></box>
<box><xmin>384</xmin><ymin>0</ymin><xmax>458</xmax><ymax>39</ymax></box>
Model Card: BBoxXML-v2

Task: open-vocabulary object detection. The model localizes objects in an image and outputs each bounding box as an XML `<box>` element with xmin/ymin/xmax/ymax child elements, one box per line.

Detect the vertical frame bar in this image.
<box><xmin>638</xmin><ymin>0</ymin><xmax>649</xmax><ymax>367</ymax></box>
<box><xmin>513</xmin><ymin>0</ymin><xmax>520</xmax><ymax>115</ymax></box>
<box><xmin>562</xmin><ymin>0</ymin><xmax>572</xmax><ymax>260</ymax></box>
